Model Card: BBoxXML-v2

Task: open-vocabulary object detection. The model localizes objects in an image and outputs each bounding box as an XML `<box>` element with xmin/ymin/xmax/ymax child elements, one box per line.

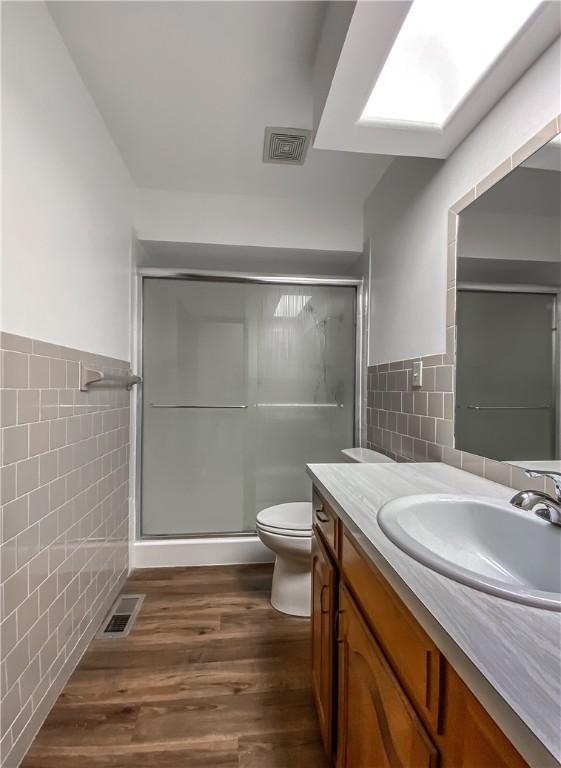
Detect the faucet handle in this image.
<box><xmin>525</xmin><ymin>470</ymin><xmax>561</xmax><ymax>502</ymax></box>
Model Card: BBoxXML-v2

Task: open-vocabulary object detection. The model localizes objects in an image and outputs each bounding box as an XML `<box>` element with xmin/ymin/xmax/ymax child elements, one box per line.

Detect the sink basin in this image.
<box><xmin>377</xmin><ymin>494</ymin><xmax>561</xmax><ymax>611</ymax></box>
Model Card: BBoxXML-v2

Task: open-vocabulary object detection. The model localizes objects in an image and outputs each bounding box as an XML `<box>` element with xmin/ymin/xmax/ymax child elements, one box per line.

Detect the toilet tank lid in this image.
<box><xmin>256</xmin><ymin>502</ymin><xmax>312</xmax><ymax>530</ymax></box>
<box><xmin>341</xmin><ymin>447</ymin><xmax>395</xmax><ymax>464</ymax></box>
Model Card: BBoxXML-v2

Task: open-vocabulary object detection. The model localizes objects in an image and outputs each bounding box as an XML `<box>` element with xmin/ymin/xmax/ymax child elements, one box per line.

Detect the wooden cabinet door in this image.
<box><xmin>336</xmin><ymin>586</ymin><xmax>439</xmax><ymax>768</ymax></box>
<box><xmin>311</xmin><ymin>531</ymin><xmax>337</xmax><ymax>755</ymax></box>
<box><xmin>443</xmin><ymin>667</ymin><xmax>529</xmax><ymax>768</ymax></box>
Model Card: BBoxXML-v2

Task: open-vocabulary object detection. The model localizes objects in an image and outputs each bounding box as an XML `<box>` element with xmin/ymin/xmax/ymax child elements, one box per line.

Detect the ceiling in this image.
<box><xmin>48</xmin><ymin>1</ymin><xmax>392</xmax><ymax>202</ymax></box>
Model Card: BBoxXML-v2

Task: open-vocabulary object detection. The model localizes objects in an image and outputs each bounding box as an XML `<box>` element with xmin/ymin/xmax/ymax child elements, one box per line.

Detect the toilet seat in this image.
<box><xmin>256</xmin><ymin>502</ymin><xmax>312</xmax><ymax>537</ymax></box>
<box><xmin>256</xmin><ymin>521</ymin><xmax>312</xmax><ymax>538</ymax></box>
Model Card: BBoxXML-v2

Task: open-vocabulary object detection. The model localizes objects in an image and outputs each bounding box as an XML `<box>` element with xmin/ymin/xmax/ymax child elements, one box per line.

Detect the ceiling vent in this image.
<box><xmin>263</xmin><ymin>127</ymin><xmax>312</xmax><ymax>165</ymax></box>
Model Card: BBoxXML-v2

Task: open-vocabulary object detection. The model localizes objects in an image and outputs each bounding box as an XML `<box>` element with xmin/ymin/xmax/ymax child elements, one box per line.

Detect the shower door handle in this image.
<box><xmin>150</xmin><ymin>403</ymin><xmax>342</xmax><ymax>409</ymax></box>
<box><xmin>255</xmin><ymin>403</ymin><xmax>342</xmax><ymax>408</ymax></box>
<box><xmin>462</xmin><ymin>404</ymin><xmax>551</xmax><ymax>411</ymax></box>
<box><xmin>149</xmin><ymin>404</ymin><xmax>249</xmax><ymax>409</ymax></box>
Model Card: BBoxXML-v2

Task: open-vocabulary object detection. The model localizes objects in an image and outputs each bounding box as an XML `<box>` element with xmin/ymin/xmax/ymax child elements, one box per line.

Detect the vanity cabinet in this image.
<box><xmin>311</xmin><ymin>488</ymin><xmax>530</xmax><ymax>768</ymax></box>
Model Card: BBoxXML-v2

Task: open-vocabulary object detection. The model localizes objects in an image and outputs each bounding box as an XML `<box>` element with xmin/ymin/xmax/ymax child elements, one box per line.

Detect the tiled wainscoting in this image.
<box><xmin>0</xmin><ymin>333</ymin><xmax>130</xmax><ymax>767</ymax></box>
<box><xmin>366</xmin><ymin>355</ymin><xmax>455</xmax><ymax>464</ymax></box>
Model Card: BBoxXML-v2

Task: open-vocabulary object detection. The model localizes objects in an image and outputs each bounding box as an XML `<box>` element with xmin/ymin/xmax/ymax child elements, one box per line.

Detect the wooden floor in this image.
<box><xmin>22</xmin><ymin>564</ymin><xmax>328</xmax><ymax>767</ymax></box>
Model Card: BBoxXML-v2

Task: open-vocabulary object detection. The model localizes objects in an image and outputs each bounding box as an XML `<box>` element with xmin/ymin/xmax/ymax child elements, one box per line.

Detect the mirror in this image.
<box><xmin>455</xmin><ymin>133</ymin><xmax>561</xmax><ymax>472</ymax></box>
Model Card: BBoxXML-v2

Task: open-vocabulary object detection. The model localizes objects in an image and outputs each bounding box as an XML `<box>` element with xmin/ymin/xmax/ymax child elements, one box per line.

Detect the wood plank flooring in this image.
<box><xmin>22</xmin><ymin>564</ymin><xmax>328</xmax><ymax>767</ymax></box>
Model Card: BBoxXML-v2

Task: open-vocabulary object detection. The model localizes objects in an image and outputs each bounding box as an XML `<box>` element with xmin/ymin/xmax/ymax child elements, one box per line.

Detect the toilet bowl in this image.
<box><xmin>256</xmin><ymin>502</ymin><xmax>312</xmax><ymax>617</ymax></box>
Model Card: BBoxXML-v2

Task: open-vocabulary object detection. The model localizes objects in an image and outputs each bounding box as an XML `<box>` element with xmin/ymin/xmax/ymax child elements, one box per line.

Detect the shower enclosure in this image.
<box><xmin>139</xmin><ymin>275</ymin><xmax>358</xmax><ymax>538</ymax></box>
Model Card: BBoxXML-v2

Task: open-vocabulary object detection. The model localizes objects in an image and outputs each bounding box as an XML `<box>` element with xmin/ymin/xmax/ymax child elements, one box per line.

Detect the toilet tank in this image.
<box><xmin>341</xmin><ymin>447</ymin><xmax>395</xmax><ymax>464</ymax></box>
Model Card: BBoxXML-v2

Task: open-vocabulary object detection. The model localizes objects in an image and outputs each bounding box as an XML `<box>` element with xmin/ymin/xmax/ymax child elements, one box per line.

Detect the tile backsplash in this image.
<box><xmin>367</xmin><ymin>355</ymin><xmax>454</xmax><ymax>464</ymax></box>
<box><xmin>0</xmin><ymin>333</ymin><xmax>130</xmax><ymax>767</ymax></box>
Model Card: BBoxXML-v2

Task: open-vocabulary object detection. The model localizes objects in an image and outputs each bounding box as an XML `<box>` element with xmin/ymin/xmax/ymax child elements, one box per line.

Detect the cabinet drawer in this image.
<box><xmin>313</xmin><ymin>490</ymin><xmax>338</xmax><ymax>557</ymax></box>
<box><xmin>341</xmin><ymin>530</ymin><xmax>441</xmax><ymax>730</ymax></box>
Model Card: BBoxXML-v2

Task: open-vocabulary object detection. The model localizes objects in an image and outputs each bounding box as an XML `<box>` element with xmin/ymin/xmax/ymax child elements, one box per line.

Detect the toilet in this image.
<box><xmin>256</xmin><ymin>501</ymin><xmax>313</xmax><ymax>617</ymax></box>
<box><xmin>256</xmin><ymin>449</ymin><xmax>395</xmax><ymax>618</ymax></box>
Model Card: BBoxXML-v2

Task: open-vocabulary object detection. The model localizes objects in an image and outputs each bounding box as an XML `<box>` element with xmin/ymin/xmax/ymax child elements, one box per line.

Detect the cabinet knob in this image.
<box><xmin>315</xmin><ymin>504</ymin><xmax>329</xmax><ymax>523</ymax></box>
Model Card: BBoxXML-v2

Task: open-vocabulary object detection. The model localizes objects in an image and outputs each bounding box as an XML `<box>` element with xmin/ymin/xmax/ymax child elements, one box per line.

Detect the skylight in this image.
<box><xmin>360</xmin><ymin>0</ymin><xmax>542</xmax><ymax>128</ymax></box>
<box><xmin>274</xmin><ymin>295</ymin><xmax>312</xmax><ymax>318</ymax></box>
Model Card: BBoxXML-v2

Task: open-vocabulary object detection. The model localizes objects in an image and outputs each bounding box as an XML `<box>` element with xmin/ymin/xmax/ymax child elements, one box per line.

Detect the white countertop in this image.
<box><xmin>306</xmin><ymin>461</ymin><xmax>561</xmax><ymax>768</ymax></box>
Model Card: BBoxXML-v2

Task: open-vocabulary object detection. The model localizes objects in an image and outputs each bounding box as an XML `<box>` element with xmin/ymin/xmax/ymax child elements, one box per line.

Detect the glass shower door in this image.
<box><xmin>253</xmin><ymin>284</ymin><xmax>355</xmax><ymax>517</ymax></box>
<box><xmin>141</xmin><ymin>278</ymin><xmax>355</xmax><ymax>537</ymax></box>
<box><xmin>142</xmin><ymin>279</ymin><xmax>254</xmax><ymax>536</ymax></box>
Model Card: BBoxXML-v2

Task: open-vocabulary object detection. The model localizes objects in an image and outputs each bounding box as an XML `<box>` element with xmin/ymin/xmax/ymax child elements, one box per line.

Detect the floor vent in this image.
<box><xmin>263</xmin><ymin>127</ymin><xmax>312</xmax><ymax>165</ymax></box>
<box><xmin>97</xmin><ymin>594</ymin><xmax>144</xmax><ymax>639</ymax></box>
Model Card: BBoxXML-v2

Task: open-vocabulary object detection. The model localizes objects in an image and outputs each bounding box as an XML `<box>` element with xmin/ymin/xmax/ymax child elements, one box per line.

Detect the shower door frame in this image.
<box><xmin>134</xmin><ymin>268</ymin><xmax>365</xmax><ymax>543</ymax></box>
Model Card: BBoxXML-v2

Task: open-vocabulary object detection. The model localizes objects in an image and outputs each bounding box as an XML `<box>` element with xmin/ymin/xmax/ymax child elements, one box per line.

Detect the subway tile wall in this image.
<box><xmin>366</xmin><ymin>356</ymin><xmax>455</xmax><ymax>465</ymax></box>
<box><xmin>0</xmin><ymin>333</ymin><xmax>130</xmax><ymax>767</ymax></box>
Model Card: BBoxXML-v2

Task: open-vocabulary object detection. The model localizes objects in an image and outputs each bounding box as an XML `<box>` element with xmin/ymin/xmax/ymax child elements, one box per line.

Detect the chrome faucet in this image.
<box><xmin>510</xmin><ymin>470</ymin><xmax>561</xmax><ymax>526</ymax></box>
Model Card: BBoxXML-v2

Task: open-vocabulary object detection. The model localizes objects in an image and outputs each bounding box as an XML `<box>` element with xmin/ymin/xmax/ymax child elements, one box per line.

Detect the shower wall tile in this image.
<box><xmin>0</xmin><ymin>333</ymin><xmax>130</xmax><ymax>768</ymax></box>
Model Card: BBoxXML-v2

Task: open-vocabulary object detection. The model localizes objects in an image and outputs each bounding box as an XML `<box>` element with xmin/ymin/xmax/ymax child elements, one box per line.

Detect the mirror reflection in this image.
<box><xmin>455</xmin><ymin>134</ymin><xmax>561</xmax><ymax>470</ymax></box>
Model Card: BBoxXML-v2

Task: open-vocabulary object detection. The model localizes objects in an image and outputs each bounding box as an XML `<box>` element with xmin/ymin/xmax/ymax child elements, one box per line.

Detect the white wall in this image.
<box><xmin>1</xmin><ymin>2</ymin><xmax>133</xmax><ymax>361</ymax></box>
<box><xmin>135</xmin><ymin>187</ymin><xmax>364</xmax><ymax>253</ymax></box>
<box><xmin>365</xmin><ymin>37</ymin><xmax>561</xmax><ymax>365</ymax></box>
